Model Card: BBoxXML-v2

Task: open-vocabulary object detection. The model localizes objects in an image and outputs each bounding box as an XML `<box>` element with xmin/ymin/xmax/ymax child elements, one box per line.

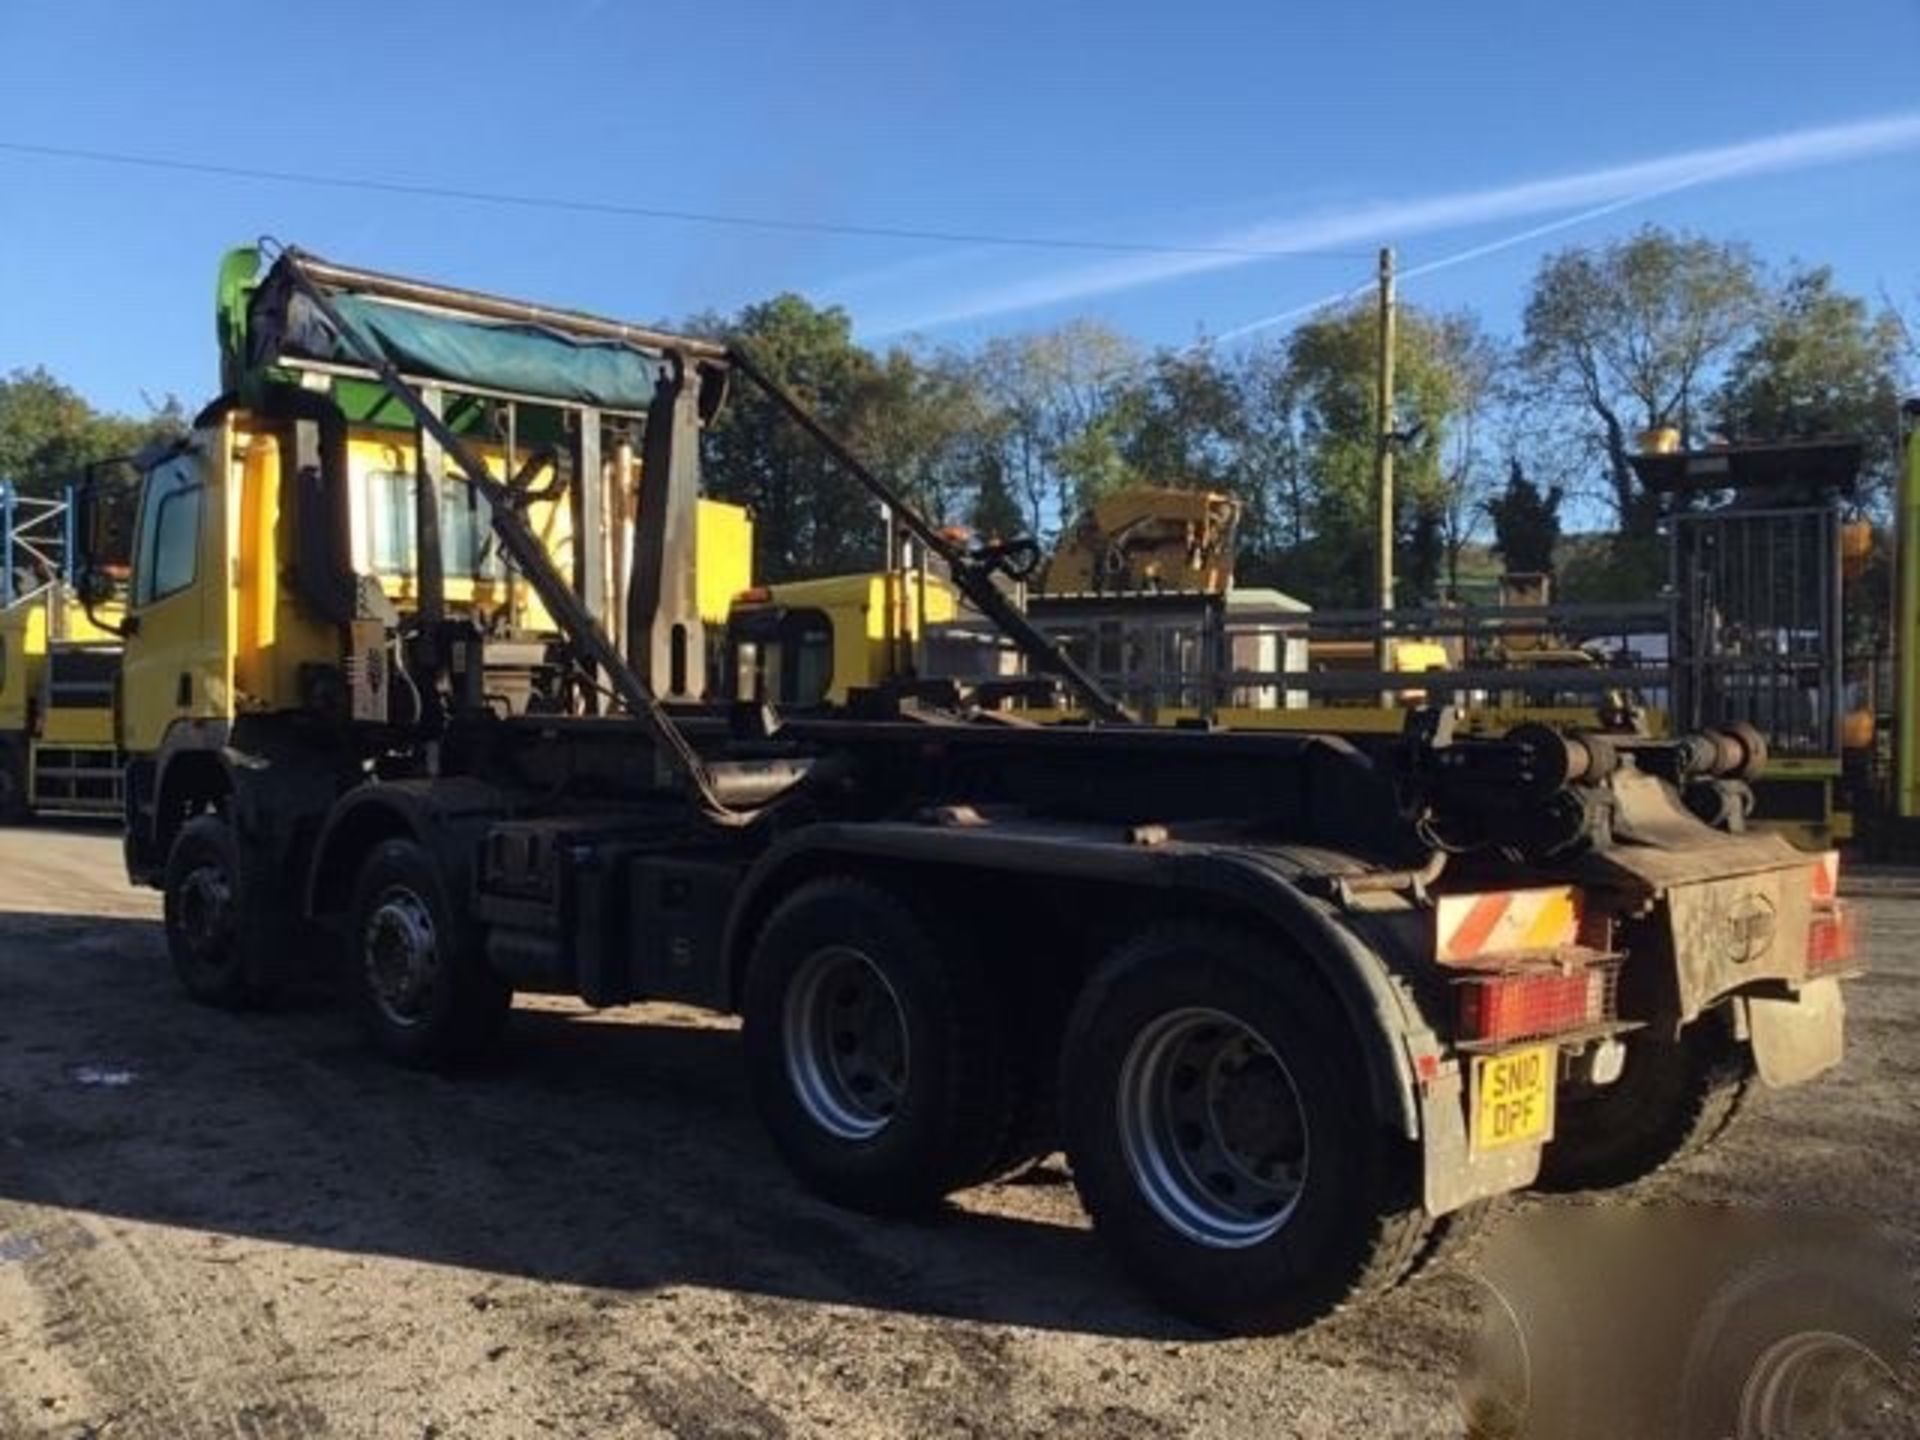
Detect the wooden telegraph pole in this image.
<box><xmin>1375</xmin><ymin>246</ymin><xmax>1396</xmax><ymax>690</ymax></box>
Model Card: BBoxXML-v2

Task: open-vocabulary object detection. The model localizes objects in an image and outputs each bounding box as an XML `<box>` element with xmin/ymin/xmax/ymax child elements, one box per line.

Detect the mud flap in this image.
<box><xmin>1743</xmin><ymin>977</ymin><xmax>1845</xmax><ymax>1087</ymax></box>
<box><xmin>1418</xmin><ymin>1062</ymin><xmax>1541</xmax><ymax>1216</ymax></box>
<box><xmin>1664</xmin><ymin>868</ymin><xmax>1814</xmax><ymax>1022</ymax></box>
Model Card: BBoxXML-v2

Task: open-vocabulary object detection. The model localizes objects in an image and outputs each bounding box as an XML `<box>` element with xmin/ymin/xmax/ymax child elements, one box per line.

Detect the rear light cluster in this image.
<box><xmin>1454</xmin><ymin>961</ymin><xmax>1617</xmax><ymax>1046</ymax></box>
<box><xmin>1805</xmin><ymin>906</ymin><xmax>1859</xmax><ymax>977</ymax></box>
<box><xmin>1435</xmin><ymin>886</ymin><xmax>1619</xmax><ymax>1046</ymax></box>
<box><xmin>1804</xmin><ymin>851</ymin><xmax>1862</xmax><ymax>979</ymax></box>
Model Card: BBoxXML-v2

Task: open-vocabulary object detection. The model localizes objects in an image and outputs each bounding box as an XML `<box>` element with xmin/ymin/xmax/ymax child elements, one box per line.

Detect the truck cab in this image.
<box><xmin>103</xmin><ymin>280</ymin><xmax>752</xmax><ymax>880</ymax></box>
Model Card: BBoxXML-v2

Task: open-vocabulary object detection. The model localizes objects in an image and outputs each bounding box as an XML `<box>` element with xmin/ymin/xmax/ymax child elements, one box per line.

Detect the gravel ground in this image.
<box><xmin>0</xmin><ymin>824</ymin><xmax>1913</xmax><ymax>1438</ymax></box>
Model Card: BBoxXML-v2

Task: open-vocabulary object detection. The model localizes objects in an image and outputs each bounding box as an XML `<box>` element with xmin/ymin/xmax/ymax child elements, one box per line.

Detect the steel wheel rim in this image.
<box><xmin>363</xmin><ymin>885</ymin><xmax>439</xmax><ymax>1027</ymax></box>
<box><xmin>1116</xmin><ymin>1006</ymin><xmax>1308</xmax><ymax>1248</ymax></box>
<box><xmin>1737</xmin><ymin>1330</ymin><xmax>1894</xmax><ymax>1438</ymax></box>
<box><xmin>175</xmin><ymin>862</ymin><xmax>233</xmax><ymax>968</ymax></box>
<box><xmin>782</xmin><ymin>945</ymin><xmax>909</xmax><ymax>1141</ymax></box>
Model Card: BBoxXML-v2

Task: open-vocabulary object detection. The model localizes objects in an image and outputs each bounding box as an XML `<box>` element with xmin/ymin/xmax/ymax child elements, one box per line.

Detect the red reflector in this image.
<box><xmin>1806</xmin><ymin>903</ymin><xmax>1860</xmax><ymax>977</ymax></box>
<box><xmin>1810</xmin><ymin>851</ymin><xmax>1840</xmax><ymax>906</ymax></box>
<box><xmin>1457</xmin><ymin>970</ymin><xmax>1604</xmax><ymax>1044</ymax></box>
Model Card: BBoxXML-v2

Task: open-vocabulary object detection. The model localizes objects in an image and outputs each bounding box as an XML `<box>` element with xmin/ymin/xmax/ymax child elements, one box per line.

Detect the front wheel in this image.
<box><xmin>163</xmin><ymin>814</ymin><xmax>273</xmax><ymax>1008</ymax></box>
<box><xmin>1060</xmin><ymin>924</ymin><xmax>1430</xmax><ymax>1335</ymax></box>
<box><xmin>347</xmin><ymin>838</ymin><xmax>511</xmax><ymax>1068</ymax></box>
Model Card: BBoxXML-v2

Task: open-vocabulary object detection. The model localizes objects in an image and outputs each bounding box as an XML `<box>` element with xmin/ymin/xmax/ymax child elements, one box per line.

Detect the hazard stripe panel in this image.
<box><xmin>1435</xmin><ymin>887</ymin><xmax>1581</xmax><ymax>964</ymax></box>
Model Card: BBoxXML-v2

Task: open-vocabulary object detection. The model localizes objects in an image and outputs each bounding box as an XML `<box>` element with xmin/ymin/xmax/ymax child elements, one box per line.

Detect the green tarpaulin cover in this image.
<box><xmin>276</xmin><ymin>291</ymin><xmax>662</xmax><ymax>411</ymax></box>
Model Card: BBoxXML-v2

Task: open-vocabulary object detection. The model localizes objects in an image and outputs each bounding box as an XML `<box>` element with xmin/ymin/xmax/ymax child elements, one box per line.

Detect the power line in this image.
<box><xmin>0</xmin><ymin>139</ymin><xmax>1372</xmax><ymax>262</ymax></box>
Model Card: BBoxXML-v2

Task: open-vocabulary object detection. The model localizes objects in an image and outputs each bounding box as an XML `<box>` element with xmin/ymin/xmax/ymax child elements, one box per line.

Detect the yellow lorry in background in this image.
<box><xmin>725</xmin><ymin>569</ymin><xmax>960</xmax><ymax>707</ymax></box>
<box><xmin>1036</xmin><ymin>486</ymin><xmax>1239</xmax><ymax>595</ymax></box>
<box><xmin>0</xmin><ymin>484</ymin><xmax>123</xmax><ymax>819</ymax></box>
<box><xmin>728</xmin><ymin>487</ymin><xmax>1465</xmax><ymax>724</ymax></box>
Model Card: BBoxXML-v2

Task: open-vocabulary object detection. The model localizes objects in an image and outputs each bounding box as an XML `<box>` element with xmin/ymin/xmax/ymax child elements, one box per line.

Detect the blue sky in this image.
<box><xmin>2</xmin><ymin>0</ymin><xmax>1917</xmax><ymax>415</ymax></box>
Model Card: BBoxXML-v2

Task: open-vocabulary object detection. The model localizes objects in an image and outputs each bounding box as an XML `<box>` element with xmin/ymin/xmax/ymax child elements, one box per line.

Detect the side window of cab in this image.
<box><xmin>132</xmin><ymin>455</ymin><xmax>204</xmax><ymax>606</ymax></box>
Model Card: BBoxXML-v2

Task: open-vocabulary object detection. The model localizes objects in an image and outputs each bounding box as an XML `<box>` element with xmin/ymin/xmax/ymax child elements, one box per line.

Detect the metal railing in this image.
<box><xmin>0</xmin><ymin>482</ymin><xmax>73</xmax><ymax>609</ymax></box>
<box><xmin>1672</xmin><ymin>506</ymin><xmax>1842</xmax><ymax>757</ymax></box>
<box><xmin>958</xmin><ymin>592</ymin><xmax>1679</xmax><ymax>725</ymax></box>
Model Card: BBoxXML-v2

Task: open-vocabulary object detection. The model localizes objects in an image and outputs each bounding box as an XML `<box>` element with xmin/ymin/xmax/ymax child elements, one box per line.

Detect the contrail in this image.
<box><xmin>1211</xmin><ymin>164</ymin><xmax>1738</xmax><ymax>344</ymax></box>
<box><xmin>874</xmin><ymin>110</ymin><xmax>1920</xmax><ymax>334</ymax></box>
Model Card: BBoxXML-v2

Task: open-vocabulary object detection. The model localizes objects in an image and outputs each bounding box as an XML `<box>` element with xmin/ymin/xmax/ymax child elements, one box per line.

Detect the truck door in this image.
<box><xmin>119</xmin><ymin>440</ymin><xmax>234</xmax><ymax>755</ymax></box>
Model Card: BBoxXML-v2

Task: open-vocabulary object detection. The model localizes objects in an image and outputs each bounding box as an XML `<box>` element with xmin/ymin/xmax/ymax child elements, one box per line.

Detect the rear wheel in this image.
<box><xmin>742</xmin><ymin>878</ymin><xmax>1020</xmax><ymax>1215</ymax></box>
<box><xmin>163</xmin><ymin>814</ymin><xmax>274</xmax><ymax>1008</ymax></box>
<box><xmin>347</xmin><ymin>838</ymin><xmax>511</xmax><ymax>1068</ymax></box>
<box><xmin>1536</xmin><ymin>1011</ymin><xmax>1751</xmax><ymax>1193</ymax></box>
<box><xmin>1060</xmin><ymin>923</ymin><xmax>1429</xmax><ymax>1335</ymax></box>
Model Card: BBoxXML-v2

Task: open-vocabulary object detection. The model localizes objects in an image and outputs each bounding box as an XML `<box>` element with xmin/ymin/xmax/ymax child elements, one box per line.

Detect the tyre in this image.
<box><xmin>1680</xmin><ymin>1251</ymin><xmax>1909</xmax><ymax>1440</ymax></box>
<box><xmin>741</xmin><ymin>877</ymin><xmax>1020</xmax><ymax>1216</ymax></box>
<box><xmin>1059</xmin><ymin>923</ymin><xmax>1429</xmax><ymax>1335</ymax></box>
<box><xmin>0</xmin><ymin>742</ymin><xmax>27</xmax><ymax>823</ymax></box>
<box><xmin>1535</xmin><ymin>1011</ymin><xmax>1751</xmax><ymax>1193</ymax></box>
<box><xmin>1405</xmin><ymin>1195</ymin><xmax>1510</xmax><ymax>1282</ymax></box>
<box><xmin>163</xmin><ymin>814</ymin><xmax>273</xmax><ymax>1008</ymax></box>
<box><xmin>347</xmin><ymin>838</ymin><xmax>511</xmax><ymax>1068</ymax></box>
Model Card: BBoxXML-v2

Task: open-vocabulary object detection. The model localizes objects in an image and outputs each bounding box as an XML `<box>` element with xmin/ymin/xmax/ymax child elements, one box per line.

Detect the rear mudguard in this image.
<box><xmin>1571</xmin><ymin>820</ymin><xmax>1843</xmax><ymax>1085</ymax></box>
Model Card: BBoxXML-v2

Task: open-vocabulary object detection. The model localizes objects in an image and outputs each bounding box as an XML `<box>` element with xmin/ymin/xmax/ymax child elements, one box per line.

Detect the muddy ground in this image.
<box><xmin>0</xmin><ymin>824</ymin><xmax>1913</xmax><ymax>1438</ymax></box>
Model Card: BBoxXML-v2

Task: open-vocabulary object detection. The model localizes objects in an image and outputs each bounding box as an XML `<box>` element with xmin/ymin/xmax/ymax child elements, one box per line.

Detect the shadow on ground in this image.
<box><xmin>0</xmin><ymin>911</ymin><xmax>1192</xmax><ymax>1341</ymax></box>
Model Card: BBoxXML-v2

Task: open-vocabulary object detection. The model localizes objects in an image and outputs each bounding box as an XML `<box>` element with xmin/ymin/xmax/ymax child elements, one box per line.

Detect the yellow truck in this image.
<box><xmin>0</xmin><ymin>484</ymin><xmax>123</xmax><ymax>819</ymax></box>
<box><xmin>80</xmin><ymin>245</ymin><xmax>1860</xmax><ymax>1339</ymax></box>
<box><xmin>726</xmin><ymin>569</ymin><xmax>961</xmax><ymax>707</ymax></box>
<box><xmin>1036</xmin><ymin>486</ymin><xmax>1240</xmax><ymax>595</ymax></box>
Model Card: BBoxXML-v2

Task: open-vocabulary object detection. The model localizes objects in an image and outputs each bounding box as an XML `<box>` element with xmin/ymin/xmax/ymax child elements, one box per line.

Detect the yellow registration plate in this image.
<box><xmin>1471</xmin><ymin>1044</ymin><xmax>1557</xmax><ymax>1152</ymax></box>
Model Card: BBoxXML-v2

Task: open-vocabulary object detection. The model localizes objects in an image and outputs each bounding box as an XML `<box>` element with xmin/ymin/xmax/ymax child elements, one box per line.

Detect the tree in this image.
<box><xmin>1268</xmin><ymin>302</ymin><xmax>1480</xmax><ymax>606</ymax></box>
<box><xmin>1227</xmin><ymin>341</ymin><xmax>1309</xmax><ymax>589</ymax></box>
<box><xmin>966</xmin><ymin>458</ymin><xmax>1023</xmax><ymax>540</ymax></box>
<box><xmin>852</xmin><ymin>348</ymin><xmax>993</xmax><ymax>531</ymax></box>
<box><xmin>0</xmin><ymin>367</ymin><xmax>186</xmax><ymax>498</ymax></box>
<box><xmin>1716</xmin><ymin>265</ymin><xmax>1906</xmax><ymax>496</ymax></box>
<box><xmin>1402</xmin><ymin>494</ymin><xmax>1447</xmax><ymax>605</ymax></box>
<box><xmin>1116</xmin><ymin>347</ymin><xmax>1246</xmax><ymax>492</ymax></box>
<box><xmin>1891</xmin><ymin>284</ymin><xmax>1920</xmax><ymax>371</ymax></box>
<box><xmin>1485</xmin><ymin>459</ymin><xmax>1563</xmax><ymax>575</ymax></box>
<box><xmin>967</xmin><ymin>322</ymin><xmax>1140</xmax><ymax>539</ymax></box>
<box><xmin>699</xmin><ymin>295</ymin><xmax>891</xmax><ymax>581</ymax></box>
<box><xmin>1430</xmin><ymin>315</ymin><xmax>1505</xmax><ymax>594</ymax></box>
<box><xmin>1522</xmin><ymin>227</ymin><xmax>1764</xmax><ymax>533</ymax></box>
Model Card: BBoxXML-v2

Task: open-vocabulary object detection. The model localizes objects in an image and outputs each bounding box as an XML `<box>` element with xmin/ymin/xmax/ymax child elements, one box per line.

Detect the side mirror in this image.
<box><xmin>74</xmin><ymin>458</ymin><xmax>138</xmax><ymax>572</ymax></box>
<box><xmin>71</xmin><ymin>458</ymin><xmax>141</xmax><ymax>638</ymax></box>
